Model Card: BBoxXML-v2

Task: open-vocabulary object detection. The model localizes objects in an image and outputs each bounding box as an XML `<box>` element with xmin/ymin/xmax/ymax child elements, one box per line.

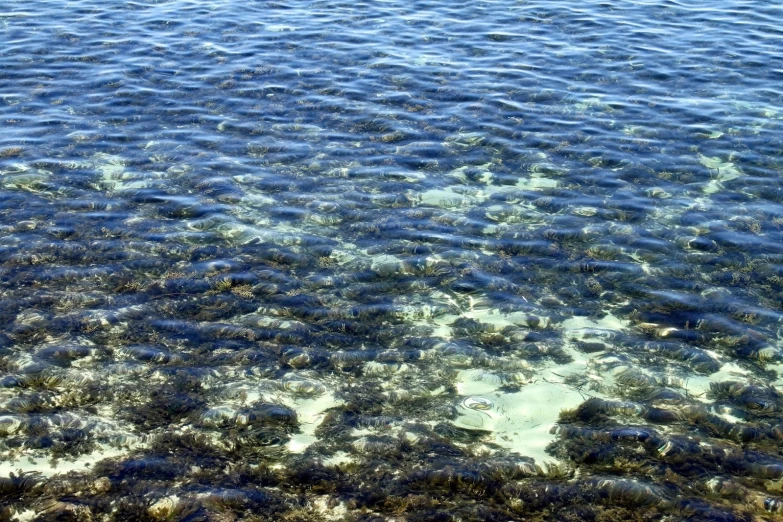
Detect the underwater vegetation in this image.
<box><xmin>3</xmin><ymin>0</ymin><xmax>783</xmax><ymax>520</ymax></box>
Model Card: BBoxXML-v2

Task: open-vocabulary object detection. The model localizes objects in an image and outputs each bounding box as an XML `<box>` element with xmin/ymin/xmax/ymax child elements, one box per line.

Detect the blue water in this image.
<box><xmin>2</xmin><ymin>1</ymin><xmax>783</xmax><ymax>520</ymax></box>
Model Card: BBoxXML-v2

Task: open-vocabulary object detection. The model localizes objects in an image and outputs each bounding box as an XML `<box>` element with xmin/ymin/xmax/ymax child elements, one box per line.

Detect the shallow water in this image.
<box><xmin>2</xmin><ymin>0</ymin><xmax>783</xmax><ymax>520</ymax></box>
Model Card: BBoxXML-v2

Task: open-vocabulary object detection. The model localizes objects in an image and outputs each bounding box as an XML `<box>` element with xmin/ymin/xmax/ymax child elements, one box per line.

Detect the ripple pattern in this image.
<box><xmin>2</xmin><ymin>0</ymin><xmax>783</xmax><ymax>520</ymax></box>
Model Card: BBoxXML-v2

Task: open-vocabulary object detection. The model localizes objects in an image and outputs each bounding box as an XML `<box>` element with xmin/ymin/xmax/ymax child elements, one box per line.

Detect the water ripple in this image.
<box><xmin>2</xmin><ymin>0</ymin><xmax>783</xmax><ymax>519</ymax></box>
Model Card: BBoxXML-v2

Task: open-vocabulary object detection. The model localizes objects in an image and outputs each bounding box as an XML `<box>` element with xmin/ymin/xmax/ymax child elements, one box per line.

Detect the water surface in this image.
<box><xmin>2</xmin><ymin>0</ymin><xmax>783</xmax><ymax>520</ymax></box>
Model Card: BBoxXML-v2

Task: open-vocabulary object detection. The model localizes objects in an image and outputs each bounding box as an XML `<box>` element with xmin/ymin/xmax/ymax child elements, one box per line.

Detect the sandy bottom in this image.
<box><xmin>449</xmin><ymin>315</ymin><xmax>623</xmax><ymax>465</ymax></box>
<box><xmin>0</xmin><ymin>442</ymin><xmax>141</xmax><ymax>479</ymax></box>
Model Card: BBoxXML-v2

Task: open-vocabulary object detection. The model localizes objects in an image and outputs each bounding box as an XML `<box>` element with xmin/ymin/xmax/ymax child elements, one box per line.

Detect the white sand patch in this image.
<box><xmin>456</xmin><ymin>369</ymin><xmax>517</xmax><ymax>396</ymax></box>
<box><xmin>769</xmin><ymin>363</ymin><xmax>783</xmax><ymax>389</ymax></box>
<box><xmin>450</xmin><ymin>314</ymin><xmax>629</xmax><ymax>465</ymax></box>
<box><xmin>368</xmin><ymin>253</ymin><xmax>403</xmax><ymax>272</ymax></box>
<box><xmin>560</xmin><ymin>314</ymin><xmax>629</xmax><ymax>336</ymax></box>
<box><xmin>699</xmin><ymin>153</ymin><xmax>743</xmax><ymax>182</ymax></box>
<box><xmin>282</xmin><ymin>391</ymin><xmax>343</xmax><ymax>454</ymax></box>
<box><xmin>452</xmin><ymin>364</ymin><xmax>597</xmax><ymax>466</ymax></box>
<box><xmin>11</xmin><ymin>510</ymin><xmax>36</xmax><ymax>522</ymax></box>
<box><xmin>311</xmin><ymin>496</ymin><xmax>348</xmax><ymax>521</ymax></box>
<box><xmin>425</xmin><ymin>302</ymin><xmax>548</xmax><ymax>340</ymax></box>
<box><xmin>699</xmin><ymin>153</ymin><xmax>744</xmax><ymax>194</ymax></box>
<box><xmin>0</xmin><ymin>441</ymin><xmax>142</xmax><ymax>479</ymax></box>
<box><xmin>683</xmin><ymin>362</ymin><xmax>752</xmax><ymax>400</ymax></box>
<box><xmin>287</xmin><ymin>433</ymin><xmax>319</xmax><ymax>454</ymax></box>
<box><xmin>517</xmin><ymin>175</ymin><xmax>558</xmax><ymax>190</ymax></box>
<box><xmin>323</xmin><ymin>451</ymin><xmax>353</xmax><ymax>467</ymax></box>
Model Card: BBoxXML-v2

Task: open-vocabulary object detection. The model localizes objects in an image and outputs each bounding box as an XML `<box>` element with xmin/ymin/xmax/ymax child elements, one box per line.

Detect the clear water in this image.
<box><xmin>2</xmin><ymin>0</ymin><xmax>783</xmax><ymax>520</ymax></box>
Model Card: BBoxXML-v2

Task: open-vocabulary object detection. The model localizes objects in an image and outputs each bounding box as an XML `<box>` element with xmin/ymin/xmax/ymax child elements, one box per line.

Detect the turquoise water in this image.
<box><xmin>2</xmin><ymin>0</ymin><xmax>783</xmax><ymax>520</ymax></box>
